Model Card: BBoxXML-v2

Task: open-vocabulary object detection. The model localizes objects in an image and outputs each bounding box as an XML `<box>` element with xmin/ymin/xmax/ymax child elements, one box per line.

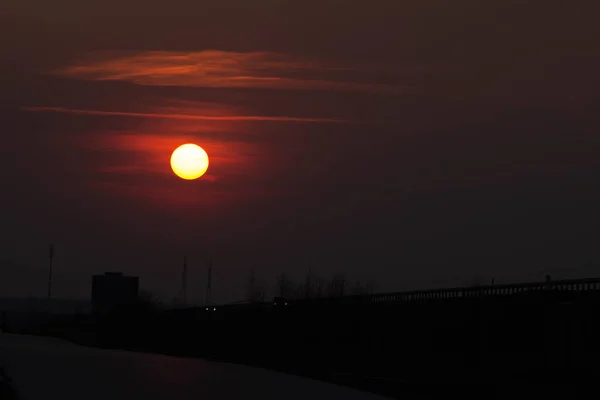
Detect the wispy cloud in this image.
<box><xmin>22</xmin><ymin>106</ymin><xmax>347</xmax><ymax>123</ymax></box>
<box><xmin>54</xmin><ymin>50</ymin><xmax>402</xmax><ymax>93</ymax></box>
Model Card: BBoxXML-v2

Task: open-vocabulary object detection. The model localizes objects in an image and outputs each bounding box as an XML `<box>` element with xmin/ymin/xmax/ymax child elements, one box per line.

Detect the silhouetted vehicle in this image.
<box><xmin>272</xmin><ymin>297</ymin><xmax>288</xmax><ymax>307</ymax></box>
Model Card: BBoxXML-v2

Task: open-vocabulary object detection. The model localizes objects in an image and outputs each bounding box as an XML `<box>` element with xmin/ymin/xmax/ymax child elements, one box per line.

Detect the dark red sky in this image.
<box><xmin>1</xmin><ymin>0</ymin><xmax>600</xmax><ymax>303</ymax></box>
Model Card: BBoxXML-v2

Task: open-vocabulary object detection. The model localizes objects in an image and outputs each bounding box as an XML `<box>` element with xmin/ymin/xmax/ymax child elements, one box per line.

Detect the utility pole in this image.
<box><xmin>248</xmin><ymin>267</ymin><xmax>255</xmax><ymax>302</ymax></box>
<box><xmin>205</xmin><ymin>260</ymin><xmax>212</xmax><ymax>305</ymax></box>
<box><xmin>182</xmin><ymin>255</ymin><xmax>187</xmax><ymax>305</ymax></box>
<box><xmin>47</xmin><ymin>244</ymin><xmax>54</xmax><ymax>300</ymax></box>
<box><xmin>305</xmin><ymin>268</ymin><xmax>311</xmax><ymax>299</ymax></box>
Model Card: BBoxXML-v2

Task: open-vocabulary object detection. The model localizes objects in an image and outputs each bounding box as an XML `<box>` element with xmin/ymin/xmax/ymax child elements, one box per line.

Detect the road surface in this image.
<box><xmin>0</xmin><ymin>334</ymin><xmax>390</xmax><ymax>400</ymax></box>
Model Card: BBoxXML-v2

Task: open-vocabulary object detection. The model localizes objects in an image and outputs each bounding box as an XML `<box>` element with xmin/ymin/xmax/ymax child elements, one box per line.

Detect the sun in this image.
<box><xmin>170</xmin><ymin>143</ymin><xmax>209</xmax><ymax>180</ymax></box>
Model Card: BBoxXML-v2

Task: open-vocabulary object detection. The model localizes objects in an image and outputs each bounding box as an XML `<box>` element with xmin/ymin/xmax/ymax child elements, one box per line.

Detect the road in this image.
<box><xmin>0</xmin><ymin>334</ymin><xmax>390</xmax><ymax>400</ymax></box>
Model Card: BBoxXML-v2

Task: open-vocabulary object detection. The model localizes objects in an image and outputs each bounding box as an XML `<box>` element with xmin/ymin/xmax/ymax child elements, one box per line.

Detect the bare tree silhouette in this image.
<box><xmin>139</xmin><ymin>290</ymin><xmax>162</xmax><ymax>311</ymax></box>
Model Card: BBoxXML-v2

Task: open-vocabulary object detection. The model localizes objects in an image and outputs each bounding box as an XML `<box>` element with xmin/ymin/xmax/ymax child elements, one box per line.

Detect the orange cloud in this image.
<box><xmin>54</xmin><ymin>50</ymin><xmax>402</xmax><ymax>93</ymax></box>
<box><xmin>22</xmin><ymin>106</ymin><xmax>346</xmax><ymax>123</ymax></box>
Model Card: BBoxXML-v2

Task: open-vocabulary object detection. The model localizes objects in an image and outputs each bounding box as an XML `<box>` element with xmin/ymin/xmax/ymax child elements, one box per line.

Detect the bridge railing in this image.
<box><xmin>369</xmin><ymin>277</ymin><xmax>600</xmax><ymax>304</ymax></box>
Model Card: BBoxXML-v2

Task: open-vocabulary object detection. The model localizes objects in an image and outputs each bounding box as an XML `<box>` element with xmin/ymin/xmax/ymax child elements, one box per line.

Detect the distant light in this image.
<box><xmin>285</xmin><ymin>302</ymin><xmax>288</xmax><ymax>305</ymax></box>
<box><xmin>205</xmin><ymin>307</ymin><xmax>208</xmax><ymax>311</ymax></box>
<box><xmin>213</xmin><ymin>307</ymin><xmax>216</xmax><ymax>311</ymax></box>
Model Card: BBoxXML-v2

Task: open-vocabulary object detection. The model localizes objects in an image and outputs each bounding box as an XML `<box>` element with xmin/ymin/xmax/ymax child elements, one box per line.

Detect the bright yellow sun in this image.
<box><xmin>170</xmin><ymin>143</ymin><xmax>209</xmax><ymax>180</ymax></box>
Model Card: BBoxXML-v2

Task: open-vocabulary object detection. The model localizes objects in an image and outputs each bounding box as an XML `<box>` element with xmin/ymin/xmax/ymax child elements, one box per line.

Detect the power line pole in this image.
<box><xmin>47</xmin><ymin>244</ymin><xmax>54</xmax><ymax>300</ymax></box>
<box><xmin>248</xmin><ymin>267</ymin><xmax>255</xmax><ymax>301</ymax></box>
<box><xmin>182</xmin><ymin>255</ymin><xmax>187</xmax><ymax>305</ymax></box>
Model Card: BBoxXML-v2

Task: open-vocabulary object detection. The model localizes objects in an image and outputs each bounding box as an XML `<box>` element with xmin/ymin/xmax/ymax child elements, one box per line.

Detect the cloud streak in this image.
<box><xmin>54</xmin><ymin>50</ymin><xmax>402</xmax><ymax>93</ymax></box>
<box><xmin>22</xmin><ymin>106</ymin><xmax>347</xmax><ymax>123</ymax></box>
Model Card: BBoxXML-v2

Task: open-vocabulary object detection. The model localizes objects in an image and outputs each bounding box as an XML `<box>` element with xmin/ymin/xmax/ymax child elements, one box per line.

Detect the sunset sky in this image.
<box><xmin>1</xmin><ymin>1</ymin><xmax>600</xmax><ymax>303</ymax></box>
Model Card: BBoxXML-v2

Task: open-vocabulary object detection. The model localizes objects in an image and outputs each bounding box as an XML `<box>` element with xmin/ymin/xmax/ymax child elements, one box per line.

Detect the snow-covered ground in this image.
<box><xmin>0</xmin><ymin>334</ymin><xmax>390</xmax><ymax>400</ymax></box>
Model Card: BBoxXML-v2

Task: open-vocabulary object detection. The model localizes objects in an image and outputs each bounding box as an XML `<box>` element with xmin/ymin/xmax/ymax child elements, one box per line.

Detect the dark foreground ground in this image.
<box><xmin>5</xmin><ymin>291</ymin><xmax>600</xmax><ymax>399</ymax></box>
<box><xmin>1</xmin><ymin>333</ymin><xmax>590</xmax><ymax>400</ymax></box>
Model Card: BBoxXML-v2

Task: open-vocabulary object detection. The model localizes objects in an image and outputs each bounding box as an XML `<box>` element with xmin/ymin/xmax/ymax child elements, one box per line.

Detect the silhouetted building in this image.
<box><xmin>91</xmin><ymin>272</ymin><xmax>139</xmax><ymax>314</ymax></box>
